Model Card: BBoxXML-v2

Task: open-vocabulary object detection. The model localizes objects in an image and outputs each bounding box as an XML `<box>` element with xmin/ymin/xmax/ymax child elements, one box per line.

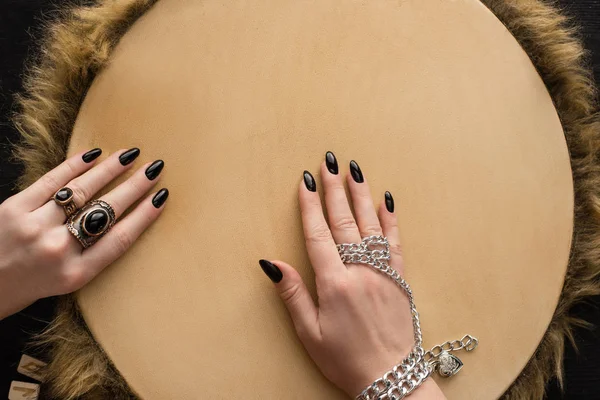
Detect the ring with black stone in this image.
<box><xmin>66</xmin><ymin>199</ymin><xmax>116</xmax><ymax>249</ymax></box>
<box><xmin>52</xmin><ymin>186</ymin><xmax>79</xmax><ymax>219</ymax></box>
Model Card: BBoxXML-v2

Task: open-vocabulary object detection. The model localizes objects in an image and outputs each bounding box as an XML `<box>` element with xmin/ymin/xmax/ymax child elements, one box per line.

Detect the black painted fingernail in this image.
<box><xmin>303</xmin><ymin>171</ymin><xmax>317</xmax><ymax>192</ymax></box>
<box><xmin>145</xmin><ymin>160</ymin><xmax>164</xmax><ymax>180</ymax></box>
<box><xmin>350</xmin><ymin>160</ymin><xmax>364</xmax><ymax>183</ymax></box>
<box><xmin>259</xmin><ymin>259</ymin><xmax>283</xmax><ymax>283</ymax></box>
<box><xmin>82</xmin><ymin>148</ymin><xmax>102</xmax><ymax>163</ymax></box>
<box><xmin>152</xmin><ymin>188</ymin><xmax>169</xmax><ymax>208</ymax></box>
<box><xmin>119</xmin><ymin>147</ymin><xmax>140</xmax><ymax>165</ymax></box>
<box><xmin>325</xmin><ymin>151</ymin><xmax>338</xmax><ymax>175</ymax></box>
<box><xmin>385</xmin><ymin>191</ymin><xmax>395</xmax><ymax>213</ymax></box>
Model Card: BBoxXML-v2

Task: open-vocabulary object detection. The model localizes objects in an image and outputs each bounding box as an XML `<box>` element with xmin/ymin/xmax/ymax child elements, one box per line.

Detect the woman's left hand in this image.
<box><xmin>0</xmin><ymin>147</ymin><xmax>169</xmax><ymax>320</ymax></box>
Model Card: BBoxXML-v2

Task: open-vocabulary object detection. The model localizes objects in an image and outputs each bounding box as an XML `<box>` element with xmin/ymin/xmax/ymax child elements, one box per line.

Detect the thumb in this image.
<box><xmin>259</xmin><ymin>259</ymin><xmax>320</xmax><ymax>342</ymax></box>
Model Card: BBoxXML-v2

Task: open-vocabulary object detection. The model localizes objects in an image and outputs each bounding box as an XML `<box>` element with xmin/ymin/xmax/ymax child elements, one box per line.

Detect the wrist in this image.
<box><xmin>348</xmin><ymin>345</ymin><xmax>415</xmax><ymax>397</ymax></box>
<box><xmin>409</xmin><ymin>379</ymin><xmax>446</xmax><ymax>400</ymax></box>
<box><xmin>351</xmin><ymin>347</ymin><xmax>436</xmax><ymax>400</ymax></box>
<box><xmin>0</xmin><ymin>268</ymin><xmax>37</xmax><ymax>320</ymax></box>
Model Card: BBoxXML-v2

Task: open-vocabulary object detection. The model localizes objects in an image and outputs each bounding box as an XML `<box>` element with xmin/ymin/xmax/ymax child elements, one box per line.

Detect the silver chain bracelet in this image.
<box><xmin>337</xmin><ymin>236</ymin><xmax>478</xmax><ymax>400</ymax></box>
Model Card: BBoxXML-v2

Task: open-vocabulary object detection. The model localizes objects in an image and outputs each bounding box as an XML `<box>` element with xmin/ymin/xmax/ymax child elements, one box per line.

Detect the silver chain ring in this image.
<box><xmin>337</xmin><ymin>235</ymin><xmax>423</xmax><ymax>348</ymax></box>
<box><xmin>337</xmin><ymin>236</ymin><xmax>478</xmax><ymax>399</ymax></box>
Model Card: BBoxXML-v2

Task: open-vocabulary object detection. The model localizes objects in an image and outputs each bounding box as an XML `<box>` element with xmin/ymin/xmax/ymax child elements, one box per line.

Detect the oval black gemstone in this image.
<box><xmin>84</xmin><ymin>210</ymin><xmax>109</xmax><ymax>235</ymax></box>
<box><xmin>56</xmin><ymin>187</ymin><xmax>73</xmax><ymax>201</ymax></box>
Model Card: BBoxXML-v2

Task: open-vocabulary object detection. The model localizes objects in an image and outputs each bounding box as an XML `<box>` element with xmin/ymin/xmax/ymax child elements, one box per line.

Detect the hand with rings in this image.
<box><xmin>0</xmin><ymin>147</ymin><xmax>169</xmax><ymax>320</ymax></box>
<box><xmin>258</xmin><ymin>152</ymin><xmax>446</xmax><ymax>399</ymax></box>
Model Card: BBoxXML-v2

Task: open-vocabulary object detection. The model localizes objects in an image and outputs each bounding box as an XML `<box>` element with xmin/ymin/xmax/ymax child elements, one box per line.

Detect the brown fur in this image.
<box><xmin>9</xmin><ymin>0</ymin><xmax>600</xmax><ymax>399</ymax></box>
<box><xmin>29</xmin><ymin>297</ymin><xmax>136</xmax><ymax>399</ymax></box>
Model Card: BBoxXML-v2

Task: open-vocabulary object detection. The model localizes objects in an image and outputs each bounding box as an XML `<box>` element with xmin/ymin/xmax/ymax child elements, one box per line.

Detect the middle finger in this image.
<box><xmin>321</xmin><ymin>151</ymin><xmax>362</xmax><ymax>245</ymax></box>
<box><xmin>346</xmin><ymin>160</ymin><xmax>383</xmax><ymax>238</ymax></box>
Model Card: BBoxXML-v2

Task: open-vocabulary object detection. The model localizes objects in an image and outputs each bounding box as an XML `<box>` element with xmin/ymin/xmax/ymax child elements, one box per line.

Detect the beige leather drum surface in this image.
<box><xmin>67</xmin><ymin>0</ymin><xmax>573</xmax><ymax>398</ymax></box>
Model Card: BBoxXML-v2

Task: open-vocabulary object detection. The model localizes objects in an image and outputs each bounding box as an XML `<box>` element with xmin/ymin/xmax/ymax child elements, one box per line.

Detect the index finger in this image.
<box><xmin>16</xmin><ymin>148</ymin><xmax>103</xmax><ymax>211</ymax></box>
<box><xmin>299</xmin><ymin>170</ymin><xmax>347</xmax><ymax>280</ymax></box>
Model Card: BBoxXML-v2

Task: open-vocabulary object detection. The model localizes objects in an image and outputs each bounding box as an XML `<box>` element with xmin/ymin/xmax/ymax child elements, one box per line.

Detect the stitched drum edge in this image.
<box><xmin>10</xmin><ymin>0</ymin><xmax>600</xmax><ymax>399</ymax></box>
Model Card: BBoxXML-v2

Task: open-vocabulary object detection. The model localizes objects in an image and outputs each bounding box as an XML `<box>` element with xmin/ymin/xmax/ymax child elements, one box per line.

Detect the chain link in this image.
<box><xmin>339</xmin><ymin>236</ymin><xmax>478</xmax><ymax>399</ymax></box>
<box><xmin>424</xmin><ymin>334</ymin><xmax>479</xmax><ymax>363</ymax></box>
<box><xmin>356</xmin><ymin>353</ymin><xmax>431</xmax><ymax>400</ymax></box>
<box><xmin>338</xmin><ymin>235</ymin><xmax>423</xmax><ymax>348</ymax></box>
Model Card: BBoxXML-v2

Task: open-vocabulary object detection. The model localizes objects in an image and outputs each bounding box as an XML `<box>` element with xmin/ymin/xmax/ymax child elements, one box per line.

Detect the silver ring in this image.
<box><xmin>66</xmin><ymin>199</ymin><xmax>116</xmax><ymax>248</ymax></box>
<box><xmin>336</xmin><ymin>235</ymin><xmax>391</xmax><ymax>270</ymax></box>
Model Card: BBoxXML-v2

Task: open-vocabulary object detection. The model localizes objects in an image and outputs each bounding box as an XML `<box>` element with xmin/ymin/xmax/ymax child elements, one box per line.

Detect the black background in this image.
<box><xmin>1</xmin><ymin>1</ymin><xmax>599</xmax><ymax>399</ymax></box>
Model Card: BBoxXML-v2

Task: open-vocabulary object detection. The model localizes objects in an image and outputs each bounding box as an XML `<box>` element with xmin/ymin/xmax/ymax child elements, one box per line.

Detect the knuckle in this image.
<box><xmin>386</xmin><ymin>217</ymin><xmax>399</xmax><ymax>229</ymax></box>
<box><xmin>327</xmin><ymin>179</ymin><xmax>345</xmax><ymax>192</ymax></box>
<box><xmin>331</xmin><ymin>216</ymin><xmax>358</xmax><ymax>232</ymax></box>
<box><xmin>329</xmin><ymin>278</ymin><xmax>351</xmax><ymax>298</ymax></box>
<box><xmin>389</xmin><ymin>243</ymin><xmax>403</xmax><ymax>258</ymax></box>
<box><xmin>302</xmin><ymin>196</ymin><xmax>322</xmax><ymax>211</ymax></box>
<box><xmin>40</xmin><ymin>173</ymin><xmax>60</xmax><ymax>193</ymax></box>
<box><xmin>59</xmin><ymin>268</ymin><xmax>86</xmax><ymax>293</ymax></box>
<box><xmin>142</xmin><ymin>208</ymin><xmax>157</xmax><ymax>225</ymax></box>
<box><xmin>69</xmin><ymin>181</ymin><xmax>90</xmax><ymax>205</ymax></box>
<box><xmin>305</xmin><ymin>224</ymin><xmax>333</xmax><ymax>244</ymax></box>
<box><xmin>40</xmin><ymin>237</ymin><xmax>70</xmax><ymax>260</ymax></box>
<box><xmin>112</xmin><ymin>228</ymin><xmax>133</xmax><ymax>253</ymax></box>
<box><xmin>136</xmin><ymin>206</ymin><xmax>156</xmax><ymax>229</ymax></box>
<box><xmin>107</xmin><ymin>198</ymin><xmax>124</xmax><ymax>217</ymax></box>
<box><xmin>127</xmin><ymin>176</ymin><xmax>145</xmax><ymax>196</ymax></box>
<box><xmin>17</xmin><ymin>220</ymin><xmax>43</xmax><ymax>242</ymax></box>
<box><xmin>100</xmin><ymin>160</ymin><xmax>119</xmax><ymax>177</ymax></box>
<box><xmin>360</xmin><ymin>224</ymin><xmax>382</xmax><ymax>236</ymax></box>
<box><xmin>0</xmin><ymin>201</ymin><xmax>19</xmax><ymax>222</ymax></box>
<box><xmin>279</xmin><ymin>282</ymin><xmax>303</xmax><ymax>306</ymax></box>
<box><xmin>64</xmin><ymin>159</ymin><xmax>79</xmax><ymax>176</ymax></box>
<box><xmin>356</xmin><ymin>190</ymin><xmax>373</xmax><ymax>201</ymax></box>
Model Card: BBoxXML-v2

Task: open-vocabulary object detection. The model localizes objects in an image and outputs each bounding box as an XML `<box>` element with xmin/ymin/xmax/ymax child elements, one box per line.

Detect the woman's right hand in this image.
<box><xmin>259</xmin><ymin>152</ymin><xmax>445</xmax><ymax>399</ymax></box>
<box><xmin>0</xmin><ymin>147</ymin><xmax>169</xmax><ymax>320</ymax></box>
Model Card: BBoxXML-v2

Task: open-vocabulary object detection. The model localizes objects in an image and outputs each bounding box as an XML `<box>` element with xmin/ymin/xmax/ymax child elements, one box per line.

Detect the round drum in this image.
<box><xmin>64</xmin><ymin>0</ymin><xmax>573</xmax><ymax>398</ymax></box>
<box><xmin>14</xmin><ymin>0</ymin><xmax>598</xmax><ymax>399</ymax></box>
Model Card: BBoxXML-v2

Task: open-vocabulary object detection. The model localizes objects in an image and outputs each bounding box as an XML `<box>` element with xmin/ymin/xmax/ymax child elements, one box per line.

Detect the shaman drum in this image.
<box><xmin>13</xmin><ymin>0</ymin><xmax>600</xmax><ymax>399</ymax></box>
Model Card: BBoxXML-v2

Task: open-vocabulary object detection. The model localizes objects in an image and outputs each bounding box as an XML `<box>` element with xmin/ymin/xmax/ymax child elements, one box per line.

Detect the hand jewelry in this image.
<box><xmin>66</xmin><ymin>199</ymin><xmax>116</xmax><ymax>248</ymax></box>
<box><xmin>337</xmin><ymin>235</ymin><xmax>478</xmax><ymax>399</ymax></box>
<box><xmin>52</xmin><ymin>186</ymin><xmax>79</xmax><ymax>219</ymax></box>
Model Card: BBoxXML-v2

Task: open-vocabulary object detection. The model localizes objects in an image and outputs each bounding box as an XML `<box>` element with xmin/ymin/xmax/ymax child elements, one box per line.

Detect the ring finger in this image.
<box><xmin>35</xmin><ymin>147</ymin><xmax>141</xmax><ymax>225</ymax></box>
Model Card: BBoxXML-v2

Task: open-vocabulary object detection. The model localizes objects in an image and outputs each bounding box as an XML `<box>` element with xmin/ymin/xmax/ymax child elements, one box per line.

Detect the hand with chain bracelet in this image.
<box><xmin>258</xmin><ymin>152</ymin><xmax>446</xmax><ymax>399</ymax></box>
